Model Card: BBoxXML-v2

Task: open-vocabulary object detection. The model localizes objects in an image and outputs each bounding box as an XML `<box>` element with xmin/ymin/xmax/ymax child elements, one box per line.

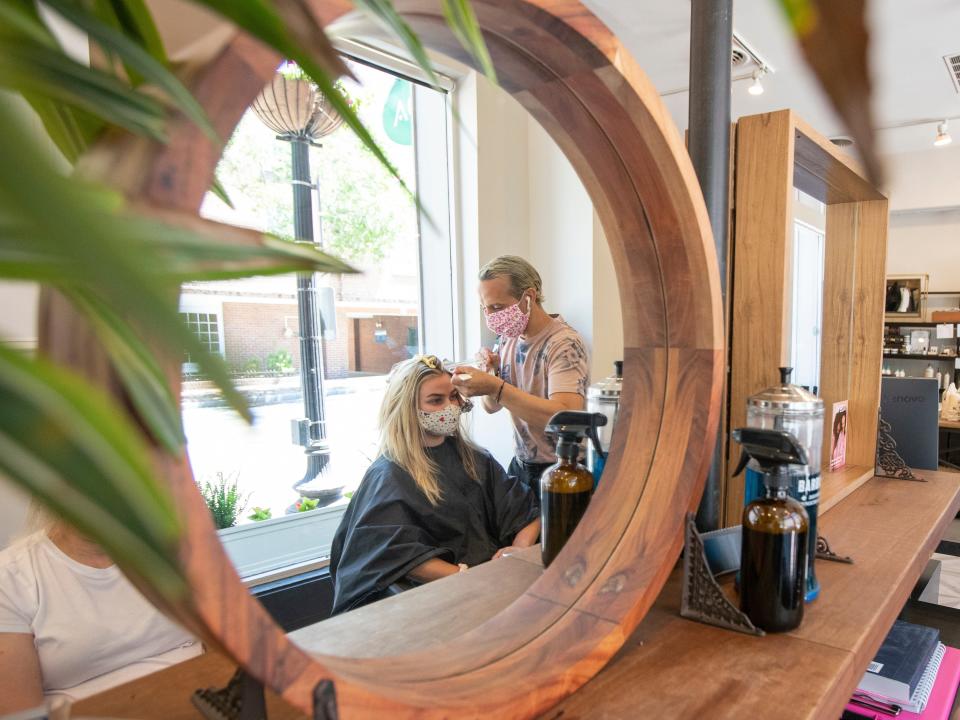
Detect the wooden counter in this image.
<box><xmin>76</xmin><ymin>470</ymin><xmax>960</xmax><ymax>720</ymax></box>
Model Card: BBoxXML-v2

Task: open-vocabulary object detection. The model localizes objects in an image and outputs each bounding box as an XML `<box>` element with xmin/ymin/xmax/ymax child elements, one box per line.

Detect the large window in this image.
<box><xmin>181</xmin><ymin>51</ymin><xmax>455</xmax><ymax>577</ymax></box>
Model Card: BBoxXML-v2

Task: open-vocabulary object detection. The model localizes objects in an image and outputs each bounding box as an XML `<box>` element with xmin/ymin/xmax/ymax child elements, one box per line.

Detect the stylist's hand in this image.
<box><xmin>475</xmin><ymin>347</ymin><xmax>500</xmax><ymax>375</ymax></box>
<box><xmin>492</xmin><ymin>546</ymin><xmax>520</xmax><ymax>560</ymax></box>
<box><xmin>451</xmin><ymin>366</ymin><xmax>502</xmax><ymax>398</ymax></box>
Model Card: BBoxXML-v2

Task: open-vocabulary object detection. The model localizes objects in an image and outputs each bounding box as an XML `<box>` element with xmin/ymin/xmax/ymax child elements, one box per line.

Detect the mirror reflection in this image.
<box><xmin>178</xmin><ymin>47</ymin><xmax>623</xmax><ymax>648</ymax></box>
<box><xmin>787</xmin><ymin>187</ymin><xmax>826</xmax><ymax>394</ymax></box>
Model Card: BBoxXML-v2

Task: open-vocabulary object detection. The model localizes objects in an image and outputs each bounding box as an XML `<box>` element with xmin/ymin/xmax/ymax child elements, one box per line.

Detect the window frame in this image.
<box><xmin>209</xmin><ymin>47</ymin><xmax>461</xmax><ymax>582</ymax></box>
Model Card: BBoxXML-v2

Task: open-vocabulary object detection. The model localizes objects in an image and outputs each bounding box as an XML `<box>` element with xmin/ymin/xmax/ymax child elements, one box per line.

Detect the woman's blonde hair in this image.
<box><xmin>478</xmin><ymin>255</ymin><xmax>544</xmax><ymax>304</ymax></box>
<box><xmin>378</xmin><ymin>355</ymin><xmax>481</xmax><ymax>505</ymax></box>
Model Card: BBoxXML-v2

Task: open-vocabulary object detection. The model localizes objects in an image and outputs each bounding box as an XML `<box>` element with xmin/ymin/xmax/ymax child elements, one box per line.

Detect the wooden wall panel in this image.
<box><xmin>846</xmin><ymin>199</ymin><xmax>889</xmax><ymax>466</ymax></box>
<box><xmin>725</xmin><ymin>111</ymin><xmax>795</xmax><ymax>524</ymax></box>
<box><xmin>819</xmin><ymin>203</ymin><xmax>858</xmax><ymax>469</ymax></box>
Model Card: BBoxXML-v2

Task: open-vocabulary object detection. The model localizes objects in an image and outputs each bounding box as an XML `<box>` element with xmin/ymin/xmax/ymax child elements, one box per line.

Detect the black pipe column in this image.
<box><xmin>689</xmin><ymin>0</ymin><xmax>732</xmax><ymax>532</ymax></box>
<box><xmin>290</xmin><ymin>136</ymin><xmax>330</xmax><ymax>486</ymax></box>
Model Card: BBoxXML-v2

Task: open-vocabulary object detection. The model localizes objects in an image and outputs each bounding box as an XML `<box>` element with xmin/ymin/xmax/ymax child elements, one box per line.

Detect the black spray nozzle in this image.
<box><xmin>731</xmin><ymin>427</ymin><xmax>808</xmax><ymax>479</ymax></box>
<box><xmin>546</xmin><ymin>410</ymin><xmax>608</xmax><ymax>461</ymax></box>
<box><xmin>613</xmin><ymin>360</ymin><xmax>623</xmax><ymax>378</ymax></box>
<box><xmin>779</xmin><ymin>366</ymin><xmax>793</xmax><ymax>385</ymax></box>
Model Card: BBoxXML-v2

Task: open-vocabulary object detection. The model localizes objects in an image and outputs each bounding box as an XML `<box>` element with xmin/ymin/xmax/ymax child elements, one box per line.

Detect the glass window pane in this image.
<box><xmin>186</xmin><ymin>57</ymin><xmax>432</xmax><ymax>530</ymax></box>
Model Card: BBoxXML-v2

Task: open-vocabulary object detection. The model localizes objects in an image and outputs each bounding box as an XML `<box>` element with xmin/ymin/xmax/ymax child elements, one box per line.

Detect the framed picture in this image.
<box><xmin>829</xmin><ymin>400</ymin><xmax>848</xmax><ymax>471</ymax></box>
<box><xmin>885</xmin><ymin>274</ymin><xmax>928</xmax><ymax>321</ymax></box>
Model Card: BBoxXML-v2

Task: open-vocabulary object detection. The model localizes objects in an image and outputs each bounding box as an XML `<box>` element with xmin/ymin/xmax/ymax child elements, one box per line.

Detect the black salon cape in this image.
<box><xmin>329</xmin><ymin>439</ymin><xmax>539</xmax><ymax>615</ymax></box>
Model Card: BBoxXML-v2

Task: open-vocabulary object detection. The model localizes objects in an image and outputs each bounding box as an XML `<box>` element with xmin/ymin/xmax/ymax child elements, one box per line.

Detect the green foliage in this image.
<box><xmin>198</xmin><ymin>472</ymin><xmax>248</xmax><ymax>529</ymax></box>
<box><xmin>294</xmin><ymin>497</ymin><xmax>320</xmax><ymax>512</ymax></box>
<box><xmin>266</xmin><ymin>349</ymin><xmax>294</xmax><ymax>374</ymax></box>
<box><xmin>248</xmin><ymin>506</ymin><xmax>273</xmax><ymax>522</ymax></box>
<box><xmin>211</xmin><ymin>77</ymin><xmax>415</xmax><ymax>264</ymax></box>
<box><xmin>231</xmin><ymin>358</ymin><xmax>263</xmax><ymax>375</ymax></box>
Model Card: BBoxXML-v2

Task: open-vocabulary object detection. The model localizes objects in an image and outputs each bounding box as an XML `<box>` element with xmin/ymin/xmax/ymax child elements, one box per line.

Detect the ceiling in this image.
<box><xmin>583</xmin><ymin>0</ymin><xmax>960</xmax><ymax>157</ymax></box>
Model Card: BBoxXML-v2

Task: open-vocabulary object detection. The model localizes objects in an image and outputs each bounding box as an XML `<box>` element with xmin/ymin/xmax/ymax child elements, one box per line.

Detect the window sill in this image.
<box><xmin>218</xmin><ymin>502</ymin><xmax>347</xmax><ymax>580</ymax></box>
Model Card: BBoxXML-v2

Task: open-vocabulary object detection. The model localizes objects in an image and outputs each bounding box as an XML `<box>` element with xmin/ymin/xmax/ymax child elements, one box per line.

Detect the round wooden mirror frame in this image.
<box><xmin>39</xmin><ymin>0</ymin><xmax>723</xmax><ymax>716</ymax></box>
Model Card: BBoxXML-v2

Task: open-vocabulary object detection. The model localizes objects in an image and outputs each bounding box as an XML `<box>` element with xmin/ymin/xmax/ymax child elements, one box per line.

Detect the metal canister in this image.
<box><xmin>586</xmin><ymin>360</ymin><xmax>622</xmax><ymax>483</ymax></box>
<box><xmin>743</xmin><ymin>366</ymin><xmax>824</xmax><ymax>602</ymax></box>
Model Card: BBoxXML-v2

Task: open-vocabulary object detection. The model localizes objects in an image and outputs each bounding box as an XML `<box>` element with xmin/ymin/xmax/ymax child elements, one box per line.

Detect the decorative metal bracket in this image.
<box><xmin>313</xmin><ymin>680</ymin><xmax>339</xmax><ymax>720</ymax></box>
<box><xmin>816</xmin><ymin>535</ymin><xmax>853</xmax><ymax>564</ymax></box>
<box><xmin>875</xmin><ymin>410</ymin><xmax>925</xmax><ymax>481</ymax></box>
<box><xmin>680</xmin><ymin>513</ymin><xmax>764</xmax><ymax>637</ymax></box>
<box><xmin>192</xmin><ymin>668</ymin><xmax>267</xmax><ymax>720</ymax></box>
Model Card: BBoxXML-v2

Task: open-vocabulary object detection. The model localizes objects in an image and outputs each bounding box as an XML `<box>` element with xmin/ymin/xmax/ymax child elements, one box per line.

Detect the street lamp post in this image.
<box><xmin>252</xmin><ymin>71</ymin><xmax>344</xmax><ymax>497</ymax></box>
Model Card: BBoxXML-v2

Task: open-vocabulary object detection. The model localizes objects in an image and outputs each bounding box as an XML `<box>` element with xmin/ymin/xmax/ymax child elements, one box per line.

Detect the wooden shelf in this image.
<box><xmin>75</xmin><ymin>470</ymin><xmax>960</xmax><ymax>720</ymax></box>
<box><xmin>885</xmin><ymin>321</ymin><xmax>949</xmax><ymax>327</ymax></box>
<box><xmin>884</xmin><ymin>352</ymin><xmax>958</xmax><ymax>361</ymax></box>
<box><xmin>549</xmin><ymin>469</ymin><xmax>960</xmax><ymax>719</ymax></box>
<box><xmin>819</xmin><ymin>465</ymin><xmax>874</xmax><ymax>513</ymax></box>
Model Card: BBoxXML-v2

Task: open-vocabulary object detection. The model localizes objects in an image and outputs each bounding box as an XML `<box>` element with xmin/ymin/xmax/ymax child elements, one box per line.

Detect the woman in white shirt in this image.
<box><xmin>0</xmin><ymin>519</ymin><xmax>202</xmax><ymax>714</ymax></box>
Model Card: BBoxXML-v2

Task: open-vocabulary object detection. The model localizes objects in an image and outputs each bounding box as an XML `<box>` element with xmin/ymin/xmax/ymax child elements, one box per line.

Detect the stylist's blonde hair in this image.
<box><xmin>478</xmin><ymin>255</ymin><xmax>544</xmax><ymax>304</ymax></box>
<box><xmin>378</xmin><ymin>355</ymin><xmax>481</xmax><ymax>505</ymax></box>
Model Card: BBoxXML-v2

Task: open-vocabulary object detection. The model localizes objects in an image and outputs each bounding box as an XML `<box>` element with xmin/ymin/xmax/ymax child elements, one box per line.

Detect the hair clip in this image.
<box><xmin>415</xmin><ymin>354</ymin><xmax>442</xmax><ymax>370</ymax></box>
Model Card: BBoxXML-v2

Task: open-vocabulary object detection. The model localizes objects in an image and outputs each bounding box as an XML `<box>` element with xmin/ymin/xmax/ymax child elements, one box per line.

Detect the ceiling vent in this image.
<box><xmin>945</xmin><ymin>54</ymin><xmax>960</xmax><ymax>93</ymax></box>
<box><xmin>830</xmin><ymin>135</ymin><xmax>854</xmax><ymax>148</ymax></box>
<box><xmin>731</xmin><ymin>47</ymin><xmax>748</xmax><ymax>68</ymax></box>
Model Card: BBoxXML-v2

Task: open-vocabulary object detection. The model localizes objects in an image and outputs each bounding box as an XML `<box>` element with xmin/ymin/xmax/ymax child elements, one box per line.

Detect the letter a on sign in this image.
<box><xmin>383</xmin><ymin>78</ymin><xmax>412</xmax><ymax>146</ymax></box>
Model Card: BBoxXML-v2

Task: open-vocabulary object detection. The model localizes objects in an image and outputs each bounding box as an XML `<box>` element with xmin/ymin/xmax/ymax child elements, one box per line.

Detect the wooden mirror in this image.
<box><xmin>39</xmin><ymin>0</ymin><xmax>723</xmax><ymax>716</ymax></box>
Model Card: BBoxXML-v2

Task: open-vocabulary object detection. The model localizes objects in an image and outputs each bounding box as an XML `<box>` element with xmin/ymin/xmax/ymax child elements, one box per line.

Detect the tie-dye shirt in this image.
<box><xmin>494</xmin><ymin>315</ymin><xmax>589</xmax><ymax>462</ymax></box>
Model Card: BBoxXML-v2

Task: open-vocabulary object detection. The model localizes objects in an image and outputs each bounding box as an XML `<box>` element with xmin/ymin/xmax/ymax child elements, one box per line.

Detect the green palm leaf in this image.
<box><xmin>42</xmin><ymin>0</ymin><xmax>219</xmax><ymax>142</ymax></box>
<box><xmin>441</xmin><ymin>0</ymin><xmax>497</xmax><ymax>82</ymax></box>
<box><xmin>0</xmin><ymin>39</ymin><xmax>168</xmax><ymax>141</ymax></box>
<box><xmin>65</xmin><ymin>289</ymin><xmax>184</xmax><ymax>455</ymax></box>
<box><xmin>0</xmin><ymin>344</ymin><xmax>187</xmax><ymax>600</ymax></box>
<box><xmin>351</xmin><ymin>0</ymin><xmax>444</xmax><ymax>89</ymax></box>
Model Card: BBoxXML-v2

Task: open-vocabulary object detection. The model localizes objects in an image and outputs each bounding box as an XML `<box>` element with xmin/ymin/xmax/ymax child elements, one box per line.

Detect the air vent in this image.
<box><xmin>830</xmin><ymin>136</ymin><xmax>854</xmax><ymax>148</ymax></box>
<box><xmin>945</xmin><ymin>54</ymin><xmax>960</xmax><ymax>93</ymax></box>
<box><xmin>731</xmin><ymin>48</ymin><xmax>748</xmax><ymax>67</ymax></box>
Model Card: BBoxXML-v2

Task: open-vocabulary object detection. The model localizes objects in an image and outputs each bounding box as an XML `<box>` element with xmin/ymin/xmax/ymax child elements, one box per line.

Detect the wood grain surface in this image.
<box><xmin>39</xmin><ymin>1</ymin><xmax>724</xmax><ymax>717</ymax></box>
<box><xmin>725</xmin><ymin>110</ymin><xmax>888</xmax><ymax>526</ymax></box>
<box><xmin>76</xmin><ymin>469</ymin><xmax>960</xmax><ymax>720</ymax></box>
<box><xmin>726</xmin><ymin>111</ymin><xmax>794</xmax><ymax>523</ymax></box>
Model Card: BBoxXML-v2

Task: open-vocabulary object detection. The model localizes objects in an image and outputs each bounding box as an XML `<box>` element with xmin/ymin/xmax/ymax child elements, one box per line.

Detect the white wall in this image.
<box><xmin>885</xmin><ymin>147</ymin><xmax>960</xmax><ymax>302</ymax></box>
<box><xmin>887</xmin><ymin>210</ymin><xmax>960</xmax><ymax>294</ymax></box>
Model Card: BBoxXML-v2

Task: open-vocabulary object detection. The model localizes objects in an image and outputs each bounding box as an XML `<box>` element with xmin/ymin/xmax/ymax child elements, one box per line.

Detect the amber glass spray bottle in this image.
<box><xmin>732</xmin><ymin>427</ymin><xmax>810</xmax><ymax>633</ymax></box>
<box><xmin>540</xmin><ymin>411</ymin><xmax>607</xmax><ymax>568</ymax></box>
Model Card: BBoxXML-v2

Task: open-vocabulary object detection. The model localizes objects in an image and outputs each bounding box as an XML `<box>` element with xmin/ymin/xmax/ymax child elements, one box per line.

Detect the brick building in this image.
<box><xmin>180</xmin><ymin>268</ymin><xmax>419</xmax><ymax>379</ymax></box>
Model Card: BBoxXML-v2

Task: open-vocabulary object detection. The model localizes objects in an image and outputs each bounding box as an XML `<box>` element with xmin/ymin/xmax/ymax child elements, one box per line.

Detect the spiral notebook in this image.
<box><xmin>846</xmin><ymin>644</ymin><xmax>960</xmax><ymax>720</ymax></box>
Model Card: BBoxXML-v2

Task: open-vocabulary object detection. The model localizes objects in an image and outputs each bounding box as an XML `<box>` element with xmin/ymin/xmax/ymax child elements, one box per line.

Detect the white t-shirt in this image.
<box><xmin>0</xmin><ymin>531</ymin><xmax>202</xmax><ymax>701</ymax></box>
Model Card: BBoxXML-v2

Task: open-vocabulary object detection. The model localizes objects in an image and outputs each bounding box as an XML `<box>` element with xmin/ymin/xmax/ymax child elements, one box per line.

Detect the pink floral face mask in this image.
<box><xmin>485</xmin><ymin>296</ymin><xmax>530</xmax><ymax>338</ymax></box>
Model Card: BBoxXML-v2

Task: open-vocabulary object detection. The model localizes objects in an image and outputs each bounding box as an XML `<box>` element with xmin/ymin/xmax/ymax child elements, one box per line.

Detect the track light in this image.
<box><xmin>934</xmin><ymin>120</ymin><xmax>952</xmax><ymax>147</ymax></box>
<box><xmin>748</xmin><ymin>68</ymin><xmax>765</xmax><ymax>96</ymax></box>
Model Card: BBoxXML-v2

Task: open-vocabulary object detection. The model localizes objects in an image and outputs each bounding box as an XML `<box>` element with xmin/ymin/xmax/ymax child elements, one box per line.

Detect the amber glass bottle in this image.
<box><xmin>740</xmin><ymin>480</ymin><xmax>809</xmax><ymax>632</ymax></box>
<box><xmin>540</xmin><ymin>438</ymin><xmax>594</xmax><ymax>568</ymax></box>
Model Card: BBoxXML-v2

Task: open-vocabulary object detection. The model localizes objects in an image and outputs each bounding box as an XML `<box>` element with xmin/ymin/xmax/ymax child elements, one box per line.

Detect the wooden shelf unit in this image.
<box><xmin>726</xmin><ymin>110</ymin><xmax>888</xmax><ymax>524</ymax></box>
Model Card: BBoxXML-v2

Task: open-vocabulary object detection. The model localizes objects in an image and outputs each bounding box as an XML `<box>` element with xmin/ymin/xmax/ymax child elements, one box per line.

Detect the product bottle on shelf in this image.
<box><xmin>540</xmin><ymin>411</ymin><xmax>607</xmax><ymax>567</ymax></box>
<box><xmin>742</xmin><ymin>367</ymin><xmax>823</xmax><ymax>602</ymax></box>
<box><xmin>733</xmin><ymin>427</ymin><xmax>809</xmax><ymax>633</ymax></box>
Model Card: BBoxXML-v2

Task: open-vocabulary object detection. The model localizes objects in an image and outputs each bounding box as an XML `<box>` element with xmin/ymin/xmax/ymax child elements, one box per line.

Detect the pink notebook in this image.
<box><xmin>845</xmin><ymin>645</ymin><xmax>960</xmax><ymax>720</ymax></box>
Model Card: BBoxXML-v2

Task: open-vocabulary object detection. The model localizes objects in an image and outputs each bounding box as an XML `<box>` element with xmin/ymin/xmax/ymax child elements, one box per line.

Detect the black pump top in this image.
<box><xmin>731</xmin><ymin>427</ymin><xmax>808</xmax><ymax>487</ymax></box>
<box><xmin>546</xmin><ymin>411</ymin><xmax>607</xmax><ymax>462</ymax></box>
<box><xmin>614</xmin><ymin>360</ymin><xmax>623</xmax><ymax>378</ymax></box>
<box><xmin>779</xmin><ymin>366</ymin><xmax>793</xmax><ymax>384</ymax></box>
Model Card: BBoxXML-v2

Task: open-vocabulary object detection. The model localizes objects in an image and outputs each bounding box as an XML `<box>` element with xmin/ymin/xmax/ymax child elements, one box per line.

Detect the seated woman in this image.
<box><xmin>330</xmin><ymin>354</ymin><xmax>541</xmax><ymax>615</ymax></box>
<box><xmin>0</xmin><ymin>515</ymin><xmax>202</xmax><ymax>713</ymax></box>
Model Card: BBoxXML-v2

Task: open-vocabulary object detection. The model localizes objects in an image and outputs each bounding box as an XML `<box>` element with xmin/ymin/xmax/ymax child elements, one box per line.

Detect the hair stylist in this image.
<box><xmin>453</xmin><ymin>255</ymin><xmax>589</xmax><ymax>501</ymax></box>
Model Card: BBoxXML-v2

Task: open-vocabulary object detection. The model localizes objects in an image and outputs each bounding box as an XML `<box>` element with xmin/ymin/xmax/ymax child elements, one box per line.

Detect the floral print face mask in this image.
<box><xmin>485</xmin><ymin>296</ymin><xmax>531</xmax><ymax>338</ymax></box>
<box><xmin>417</xmin><ymin>403</ymin><xmax>462</xmax><ymax>436</ymax></box>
